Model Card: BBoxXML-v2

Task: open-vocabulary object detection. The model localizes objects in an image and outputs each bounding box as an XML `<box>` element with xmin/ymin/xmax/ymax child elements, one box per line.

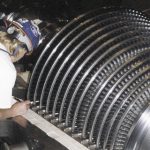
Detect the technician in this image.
<box><xmin>0</xmin><ymin>14</ymin><xmax>41</xmax><ymax>119</ymax></box>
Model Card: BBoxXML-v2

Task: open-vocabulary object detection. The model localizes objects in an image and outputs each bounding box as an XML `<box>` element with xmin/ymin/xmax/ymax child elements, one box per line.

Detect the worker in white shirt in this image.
<box><xmin>0</xmin><ymin>14</ymin><xmax>41</xmax><ymax>119</ymax></box>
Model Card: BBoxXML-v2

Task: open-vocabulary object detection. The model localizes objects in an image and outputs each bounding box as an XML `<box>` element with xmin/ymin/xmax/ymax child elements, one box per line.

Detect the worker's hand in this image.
<box><xmin>10</xmin><ymin>100</ymin><xmax>30</xmax><ymax>117</ymax></box>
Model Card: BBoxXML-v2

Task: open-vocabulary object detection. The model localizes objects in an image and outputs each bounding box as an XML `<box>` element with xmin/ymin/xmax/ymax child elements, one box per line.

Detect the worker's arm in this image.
<box><xmin>0</xmin><ymin>108</ymin><xmax>13</xmax><ymax>119</ymax></box>
<box><xmin>0</xmin><ymin>100</ymin><xmax>30</xmax><ymax>119</ymax></box>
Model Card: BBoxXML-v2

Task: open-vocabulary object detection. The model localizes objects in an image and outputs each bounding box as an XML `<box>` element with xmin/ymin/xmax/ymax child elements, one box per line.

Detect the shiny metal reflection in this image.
<box><xmin>126</xmin><ymin>105</ymin><xmax>150</xmax><ymax>150</ymax></box>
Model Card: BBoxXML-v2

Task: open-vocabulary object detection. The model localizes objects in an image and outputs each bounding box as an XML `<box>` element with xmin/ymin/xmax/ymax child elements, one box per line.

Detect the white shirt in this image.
<box><xmin>0</xmin><ymin>43</ymin><xmax>16</xmax><ymax>108</ymax></box>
